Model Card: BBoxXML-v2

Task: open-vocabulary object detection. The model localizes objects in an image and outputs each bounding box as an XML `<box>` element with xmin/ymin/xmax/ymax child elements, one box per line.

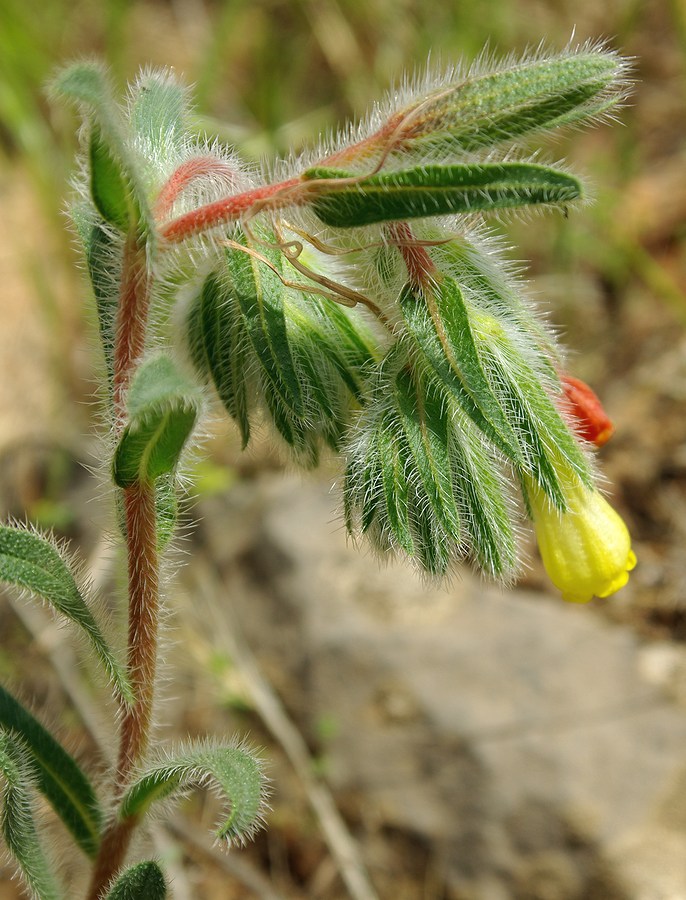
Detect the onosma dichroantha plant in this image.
<box><xmin>0</xmin><ymin>42</ymin><xmax>632</xmax><ymax>897</ymax></box>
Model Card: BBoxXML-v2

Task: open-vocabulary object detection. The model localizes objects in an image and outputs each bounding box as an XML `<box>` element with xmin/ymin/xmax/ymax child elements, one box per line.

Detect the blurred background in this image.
<box><xmin>0</xmin><ymin>0</ymin><xmax>685</xmax><ymax>897</ymax></box>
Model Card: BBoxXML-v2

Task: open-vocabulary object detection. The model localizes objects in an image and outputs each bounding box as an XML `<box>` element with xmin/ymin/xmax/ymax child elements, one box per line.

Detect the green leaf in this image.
<box><xmin>51</xmin><ymin>62</ymin><xmax>152</xmax><ymax>234</ymax></box>
<box><xmin>155</xmin><ymin>475</ymin><xmax>179</xmax><ymax>552</ymax></box>
<box><xmin>0</xmin><ymin>685</ymin><xmax>102</xmax><ymax>857</ymax></box>
<box><xmin>395</xmin><ymin>49</ymin><xmax>626</xmax><ymax>156</ymax></box>
<box><xmin>0</xmin><ymin>734</ymin><xmax>64</xmax><ymax>900</ymax></box>
<box><xmin>306</xmin><ymin>163</ymin><xmax>582</xmax><ymax>228</ymax></box>
<box><xmin>225</xmin><ymin>235</ymin><xmax>304</xmax><ymax>415</ymax></box>
<box><xmin>447</xmin><ymin>405</ymin><xmax>517</xmax><ymax>578</ymax></box>
<box><xmin>113</xmin><ymin>355</ymin><xmax>200</xmax><ymax>488</ymax></box>
<box><xmin>377</xmin><ymin>417</ymin><xmax>415</xmax><ymax>555</ymax></box>
<box><xmin>105</xmin><ymin>861</ymin><xmax>166</xmax><ymax>900</ymax></box>
<box><xmin>399</xmin><ymin>280</ymin><xmax>520</xmax><ymax>462</ymax></box>
<box><xmin>90</xmin><ymin>125</ymin><xmax>131</xmax><ymax>231</ymax></box>
<box><xmin>83</xmin><ymin>221</ymin><xmax>121</xmax><ymax>383</ymax></box>
<box><xmin>0</xmin><ymin>524</ymin><xmax>133</xmax><ymax>705</ymax></box>
<box><xmin>129</xmin><ymin>69</ymin><xmax>188</xmax><ymax>159</ymax></box>
<box><xmin>394</xmin><ymin>366</ymin><xmax>461</xmax><ymax>542</ymax></box>
<box><xmin>120</xmin><ymin>742</ymin><xmax>267</xmax><ymax>845</ymax></box>
<box><xmin>186</xmin><ymin>270</ymin><xmax>252</xmax><ymax>448</ymax></box>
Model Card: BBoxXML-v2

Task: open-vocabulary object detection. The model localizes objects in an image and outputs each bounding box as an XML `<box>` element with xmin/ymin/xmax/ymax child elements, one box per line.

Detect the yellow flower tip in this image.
<box><xmin>531</xmin><ymin>484</ymin><xmax>636</xmax><ymax>604</ymax></box>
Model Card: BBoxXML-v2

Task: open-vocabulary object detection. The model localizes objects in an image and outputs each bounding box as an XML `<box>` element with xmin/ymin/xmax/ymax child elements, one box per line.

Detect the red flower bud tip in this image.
<box><xmin>561</xmin><ymin>375</ymin><xmax>614</xmax><ymax>447</ymax></box>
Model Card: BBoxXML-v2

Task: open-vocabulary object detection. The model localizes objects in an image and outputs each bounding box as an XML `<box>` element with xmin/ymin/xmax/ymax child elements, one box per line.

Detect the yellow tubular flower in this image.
<box><xmin>530</xmin><ymin>483</ymin><xmax>637</xmax><ymax>603</ymax></box>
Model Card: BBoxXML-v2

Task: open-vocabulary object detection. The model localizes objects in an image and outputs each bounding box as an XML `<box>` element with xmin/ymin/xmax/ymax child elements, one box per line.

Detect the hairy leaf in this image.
<box><xmin>105</xmin><ymin>861</ymin><xmax>166</xmax><ymax>900</ymax></box>
<box><xmin>399</xmin><ymin>281</ymin><xmax>520</xmax><ymax>462</ymax></box>
<box><xmin>89</xmin><ymin>125</ymin><xmax>131</xmax><ymax>231</ymax></box>
<box><xmin>129</xmin><ymin>69</ymin><xmax>187</xmax><ymax>159</ymax></box>
<box><xmin>0</xmin><ymin>734</ymin><xmax>63</xmax><ymax>900</ymax></box>
<box><xmin>393</xmin><ymin>48</ymin><xmax>626</xmax><ymax>156</ymax></box>
<box><xmin>51</xmin><ymin>62</ymin><xmax>152</xmax><ymax>234</ymax></box>
<box><xmin>306</xmin><ymin>163</ymin><xmax>582</xmax><ymax>227</ymax></box>
<box><xmin>186</xmin><ymin>270</ymin><xmax>252</xmax><ymax>448</ymax></box>
<box><xmin>0</xmin><ymin>524</ymin><xmax>132</xmax><ymax>705</ymax></box>
<box><xmin>394</xmin><ymin>366</ymin><xmax>461</xmax><ymax>542</ymax></box>
<box><xmin>225</xmin><ymin>236</ymin><xmax>303</xmax><ymax>415</ymax></box>
<box><xmin>0</xmin><ymin>685</ymin><xmax>102</xmax><ymax>857</ymax></box>
<box><xmin>120</xmin><ymin>743</ymin><xmax>267</xmax><ymax>845</ymax></box>
<box><xmin>83</xmin><ymin>221</ymin><xmax>121</xmax><ymax>383</ymax></box>
<box><xmin>113</xmin><ymin>355</ymin><xmax>200</xmax><ymax>488</ymax></box>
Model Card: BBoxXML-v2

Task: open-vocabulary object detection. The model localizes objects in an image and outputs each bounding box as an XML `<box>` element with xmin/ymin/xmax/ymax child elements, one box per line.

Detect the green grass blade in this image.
<box><xmin>0</xmin><ymin>686</ymin><xmax>102</xmax><ymax>858</ymax></box>
<box><xmin>120</xmin><ymin>742</ymin><xmax>268</xmax><ymax>846</ymax></box>
<box><xmin>0</xmin><ymin>524</ymin><xmax>133</xmax><ymax>706</ymax></box>
<box><xmin>105</xmin><ymin>861</ymin><xmax>167</xmax><ymax>900</ymax></box>
<box><xmin>306</xmin><ymin>163</ymin><xmax>582</xmax><ymax>227</ymax></box>
<box><xmin>0</xmin><ymin>734</ymin><xmax>64</xmax><ymax>900</ymax></box>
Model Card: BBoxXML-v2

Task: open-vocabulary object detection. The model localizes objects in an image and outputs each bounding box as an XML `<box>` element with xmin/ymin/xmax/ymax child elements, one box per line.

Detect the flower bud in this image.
<box><xmin>561</xmin><ymin>375</ymin><xmax>614</xmax><ymax>447</ymax></box>
<box><xmin>530</xmin><ymin>482</ymin><xmax>636</xmax><ymax>603</ymax></box>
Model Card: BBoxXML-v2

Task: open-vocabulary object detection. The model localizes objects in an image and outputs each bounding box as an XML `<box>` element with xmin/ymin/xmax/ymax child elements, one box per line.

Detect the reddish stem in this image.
<box><xmin>87</xmin><ymin>236</ymin><xmax>160</xmax><ymax>897</ymax></box>
<box><xmin>112</xmin><ymin>233</ymin><xmax>150</xmax><ymax>421</ymax></box>
<box><xmin>387</xmin><ymin>221</ymin><xmax>436</xmax><ymax>288</ymax></box>
<box><xmin>160</xmin><ymin>176</ymin><xmax>301</xmax><ymax>243</ymax></box>
<box><xmin>153</xmin><ymin>156</ymin><xmax>240</xmax><ymax>221</ymax></box>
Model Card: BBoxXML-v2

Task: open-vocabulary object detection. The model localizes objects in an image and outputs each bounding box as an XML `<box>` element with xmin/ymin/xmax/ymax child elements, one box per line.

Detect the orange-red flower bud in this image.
<box><xmin>561</xmin><ymin>375</ymin><xmax>614</xmax><ymax>447</ymax></box>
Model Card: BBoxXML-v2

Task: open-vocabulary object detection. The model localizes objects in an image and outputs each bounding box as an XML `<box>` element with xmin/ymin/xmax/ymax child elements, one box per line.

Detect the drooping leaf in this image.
<box><xmin>306</xmin><ymin>163</ymin><xmax>582</xmax><ymax>228</ymax></box>
<box><xmin>0</xmin><ymin>734</ymin><xmax>64</xmax><ymax>900</ymax></box>
<box><xmin>83</xmin><ymin>220</ymin><xmax>122</xmax><ymax>383</ymax></box>
<box><xmin>447</xmin><ymin>403</ymin><xmax>518</xmax><ymax>578</ymax></box>
<box><xmin>225</xmin><ymin>235</ymin><xmax>304</xmax><ymax>416</ymax></box>
<box><xmin>105</xmin><ymin>861</ymin><xmax>167</xmax><ymax>900</ymax></box>
<box><xmin>479</xmin><ymin>339</ymin><xmax>592</xmax><ymax>507</ymax></box>
<box><xmin>0</xmin><ymin>524</ymin><xmax>132</xmax><ymax>705</ymax></box>
<box><xmin>0</xmin><ymin>685</ymin><xmax>102</xmax><ymax>858</ymax></box>
<box><xmin>399</xmin><ymin>280</ymin><xmax>520</xmax><ymax>462</ymax></box>
<box><xmin>113</xmin><ymin>355</ymin><xmax>200</xmax><ymax>488</ymax></box>
<box><xmin>120</xmin><ymin>742</ymin><xmax>267</xmax><ymax>846</ymax></box>
<box><xmin>377</xmin><ymin>416</ymin><xmax>415</xmax><ymax>555</ymax></box>
<box><xmin>394</xmin><ymin>365</ymin><xmax>461</xmax><ymax>541</ymax></box>
<box><xmin>186</xmin><ymin>269</ymin><xmax>252</xmax><ymax>448</ymax></box>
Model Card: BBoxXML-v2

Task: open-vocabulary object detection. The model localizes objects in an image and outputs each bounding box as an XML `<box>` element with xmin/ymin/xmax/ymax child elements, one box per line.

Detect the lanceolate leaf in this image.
<box><xmin>129</xmin><ymin>69</ymin><xmax>188</xmax><ymax>160</ymax></box>
<box><xmin>84</xmin><ymin>221</ymin><xmax>121</xmax><ymax>383</ymax></box>
<box><xmin>392</xmin><ymin>49</ymin><xmax>626</xmax><ymax>156</ymax></box>
<box><xmin>113</xmin><ymin>355</ymin><xmax>200</xmax><ymax>488</ymax></box>
<box><xmin>120</xmin><ymin>743</ymin><xmax>267</xmax><ymax>846</ymax></box>
<box><xmin>394</xmin><ymin>366</ymin><xmax>461</xmax><ymax>541</ymax></box>
<box><xmin>0</xmin><ymin>734</ymin><xmax>64</xmax><ymax>900</ymax></box>
<box><xmin>0</xmin><ymin>524</ymin><xmax>133</xmax><ymax>705</ymax></box>
<box><xmin>224</xmin><ymin>236</ymin><xmax>304</xmax><ymax>415</ymax></box>
<box><xmin>105</xmin><ymin>861</ymin><xmax>167</xmax><ymax>900</ymax></box>
<box><xmin>399</xmin><ymin>281</ymin><xmax>520</xmax><ymax>462</ymax></box>
<box><xmin>0</xmin><ymin>685</ymin><xmax>102</xmax><ymax>858</ymax></box>
<box><xmin>51</xmin><ymin>62</ymin><xmax>152</xmax><ymax>234</ymax></box>
<box><xmin>306</xmin><ymin>163</ymin><xmax>582</xmax><ymax>228</ymax></box>
<box><xmin>186</xmin><ymin>270</ymin><xmax>252</xmax><ymax>448</ymax></box>
<box><xmin>90</xmin><ymin>125</ymin><xmax>131</xmax><ymax>232</ymax></box>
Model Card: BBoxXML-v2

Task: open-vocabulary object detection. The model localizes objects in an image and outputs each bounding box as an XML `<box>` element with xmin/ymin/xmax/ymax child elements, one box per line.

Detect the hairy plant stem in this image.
<box><xmin>86</xmin><ymin>232</ymin><xmax>159</xmax><ymax>899</ymax></box>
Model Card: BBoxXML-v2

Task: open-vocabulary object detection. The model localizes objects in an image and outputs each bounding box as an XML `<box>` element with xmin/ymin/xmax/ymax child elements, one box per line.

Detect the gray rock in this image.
<box><xmin>227</xmin><ymin>472</ymin><xmax>686</xmax><ymax>898</ymax></box>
